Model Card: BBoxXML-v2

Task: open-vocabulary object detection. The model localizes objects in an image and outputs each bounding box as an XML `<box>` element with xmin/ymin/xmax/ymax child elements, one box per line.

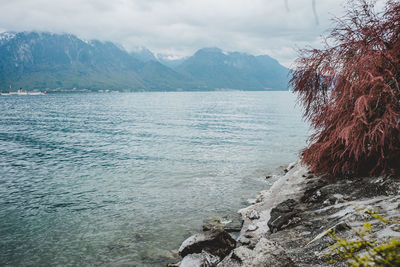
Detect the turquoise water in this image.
<box><xmin>0</xmin><ymin>91</ymin><xmax>308</xmax><ymax>266</ymax></box>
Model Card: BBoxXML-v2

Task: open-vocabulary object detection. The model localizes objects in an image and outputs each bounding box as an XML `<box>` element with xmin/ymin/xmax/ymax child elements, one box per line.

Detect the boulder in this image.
<box><xmin>178</xmin><ymin>229</ymin><xmax>236</xmax><ymax>258</ymax></box>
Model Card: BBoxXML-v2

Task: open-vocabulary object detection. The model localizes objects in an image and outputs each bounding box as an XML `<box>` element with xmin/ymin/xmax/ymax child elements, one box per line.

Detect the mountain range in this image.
<box><xmin>0</xmin><ymin>32</ymin><xmax>290</xmax><ymax>91</ymax></box>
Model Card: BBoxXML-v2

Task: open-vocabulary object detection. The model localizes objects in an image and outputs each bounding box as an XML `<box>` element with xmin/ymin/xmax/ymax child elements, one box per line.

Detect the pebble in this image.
<box><xmin>237</xmin><ymin>236</ymin><xmax>251</xmax><ymax>245</ymax></box>
<box><xmin>248</xmin><ymin>210</ymin><xmax>260</xmax><ymax>220</ymax></box>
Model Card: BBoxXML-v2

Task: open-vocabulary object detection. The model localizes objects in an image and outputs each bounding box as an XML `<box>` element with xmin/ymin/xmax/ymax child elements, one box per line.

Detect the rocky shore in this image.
<box><xmin>170</xmin><ymin>162</ymin><xmax>400</xmax><ymax>266</ymax></box>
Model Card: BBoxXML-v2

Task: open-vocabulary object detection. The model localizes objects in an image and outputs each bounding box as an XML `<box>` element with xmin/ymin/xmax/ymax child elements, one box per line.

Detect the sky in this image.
<box><xmin>0</xmin><ymin>0</ymin><xmax>367</xmax><ymax>67</ymax></box>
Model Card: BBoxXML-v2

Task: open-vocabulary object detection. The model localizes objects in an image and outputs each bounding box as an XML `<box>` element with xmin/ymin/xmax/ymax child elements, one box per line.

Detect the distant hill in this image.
<box><xmin>0</xmin><ymin>32</ymin><xmax>195</xmax><ymax>91</ymax></box>
<box><xmin>0</xmin><ymin>32</ymin><xmax>290</xmax><ymax>91</ymax></box>
<box><xmin>175</xmin><ymin>47</ymin><xmax>290</xmax><ymax>90</ymax></box>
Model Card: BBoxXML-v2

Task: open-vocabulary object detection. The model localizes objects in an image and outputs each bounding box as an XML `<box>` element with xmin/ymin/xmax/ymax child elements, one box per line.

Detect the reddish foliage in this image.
<box><xmin>290</xmin><ymin>0</ymin><xmax>400</xmax><ymax>177</ymax></box>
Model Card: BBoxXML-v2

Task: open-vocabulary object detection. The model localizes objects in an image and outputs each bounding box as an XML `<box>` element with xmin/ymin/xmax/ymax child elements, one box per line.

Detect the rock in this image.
<box><xmin>164</xmin><ymin>250</ymin><xmax>179</xmax><ymax>259</ymax></box>
<box><xmin>202</xmin><ymin>216</ymin><xmax>225</xmax><ymax>231</ymax></box>
<box><xmin>178</xmin><ymin>229</ymin><xmax>236</xmax><ymax>258</ymax></box>
<box><xmin>305</xmin><ymin>221</ymin><xmax>351</xmax><ymax>247</ymax></box>
<box><xmin>247</xmin><ymin>198</ymin><xmax>257</xmax><ymax>204</ymax></box>
<box><xmin>223</xmin><ymin>226</ymin><xmax>242</xmax><ymax>233</ymax></box>
<box><xmin>248</xmin><ymin>210</ymin><xmax>260</xmax><ymax>220</ymax></box>
<box><xmin>288</xmin><ymin>162</ymin><xmax>296</xmax><ymax>170</ymax></box>
<box><xmin>268</xmin><ymin>199</ymin><xmax>299</xmax><ymax>232</ymax></box>
<box><xmin>203</xmin><ymin>216</ymin><xmax>242</xmax><ymax>232</ymax></box>
<box><xmin>332</xmin><ymin>193</ymin><xmax>344</xmax><ymax>200</ymax></box>
<box><xmin>281</xmin><ymin>216</ymin><xmax>302</xmax><ymax>229</ymax></box>
<box><xmin>301</xmin><ymin>231</ymin><xmax>312</xmax><ymax>236</ymax></box>
<box><xmin>180</xmin><ymin>250</ymin><xmax>220</xmax><ymax>267</ymax></box>
<box><xmin>223</xmin><ymin>218</ymin><xmax>242</xmax><ymax>233</ymax></box>
<box><xmin>215</xmin><ymin>252</ymin><xmax>241</xmax><ymax>267</ymax></box>
<box><xmin>167</xmin><ymin>262</ymin><xmax>181</xmax><ymax>267</ymax></box>
<box><xmin>247</xmin><ymin>224</ymin><xmax>258</xmax><ymax>232</ymax></box>
<box><xmin>390</xmin><ymin>224</ymin><xmax>400</xmax><ymax>232</ymax></box>
<box><xmin>303</xmin><ymin>221</ymin><xmax>313</xmax><ymax>227</ymax></box>
<box><xmin>301</xmin><ymin>179</ymin><xmax>328</xmax><ymax>203</ymax></box>
<box><xmin>271</xmin><ymin>199</ymin><xmax>297</xmax><ymax>214</ymax></box>
<box><xmin>236</xmin><ymin>236</ymin><xmax>251</xmax><ymax>245</ymax></box>
<box><xmin>268</xmin><ymin>212</ymin><xmax>298</xmax><ymax>232</ymax></box>
<box><xmin>217</xmin><ymin>238</ymin><xmax>295</xmax><ymax>267</ymax></box>
<box><xmin>309</xmin><ymin>190</ymin><xmax>323</xmax><ymax>202</ymax></box>
<box><xmin>202</xmin><ymin>224</ymin><xmax>213</xmax><ymax>231</ymax></box>
<box><xmin>334</xmin><ymin>221</ymin><xmax>351</xmax><ymax>232</ymax></box>
<box><xmin>323</xmin><ymin>199</ymin><xmax>331</xmax><ymax>206</ymax></box>
<box><xmin>244</xmin><ymin>233</ymin><xmax>254</xmax><ymax>239</ymax></box>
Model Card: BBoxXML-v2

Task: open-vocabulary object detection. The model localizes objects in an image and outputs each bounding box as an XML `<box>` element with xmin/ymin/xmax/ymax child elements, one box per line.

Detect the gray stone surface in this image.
<box><xmin>180</xmin><ymin>251</ymin><xmax>220</xmax><ymax>267</ymax></box>
<box><xmin>174</xmin><ymin>163</ymin><xmax>400</xmax><ymax>267</ymax></box>
<box><xmin>217</xmin><ymin>238</ymin><xmax>294</xmax><ymax>267</ymax></box>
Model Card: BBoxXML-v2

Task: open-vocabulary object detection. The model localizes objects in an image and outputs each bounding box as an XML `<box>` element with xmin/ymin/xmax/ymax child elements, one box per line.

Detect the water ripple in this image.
<box><xmin>0</xmin><ymin>91</ymin><xmax>308</xmax><ymax>266</ymax></box>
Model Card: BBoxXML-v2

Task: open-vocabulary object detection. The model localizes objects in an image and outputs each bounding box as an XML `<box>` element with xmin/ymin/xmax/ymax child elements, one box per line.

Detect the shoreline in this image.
<box><xmin>172</xmin><ymin>161</ymin><xmax>400</xmax><ymax>266</ymax></box>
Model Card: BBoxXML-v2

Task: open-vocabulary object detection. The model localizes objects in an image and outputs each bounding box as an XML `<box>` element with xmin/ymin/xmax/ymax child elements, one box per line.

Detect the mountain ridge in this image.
<box><xmin>0</xmin><ymin>31</ymin><xmax>290</xmax><ymax>91</ymax></box>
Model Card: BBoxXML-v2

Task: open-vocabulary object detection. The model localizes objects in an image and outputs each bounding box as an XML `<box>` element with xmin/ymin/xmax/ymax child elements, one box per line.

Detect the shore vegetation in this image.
<box><xmin>290</xmin><ymin>0</ymin><xmax>400</xmax><ymax>177</ymax></box>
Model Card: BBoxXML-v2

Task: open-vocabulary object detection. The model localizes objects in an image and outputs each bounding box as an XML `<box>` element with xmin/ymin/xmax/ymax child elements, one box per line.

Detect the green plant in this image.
<box><xmin>326</xmin><ymin>211</ymin><xmax>400</xmax><ymax>266</ymax></box>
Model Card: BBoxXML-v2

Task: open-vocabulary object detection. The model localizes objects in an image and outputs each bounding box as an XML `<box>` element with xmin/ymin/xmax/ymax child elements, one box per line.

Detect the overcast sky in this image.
<box><xmin>0</xmin><ymin>0</ymin><xmax>361</xmax><ymax>67</ymax></box>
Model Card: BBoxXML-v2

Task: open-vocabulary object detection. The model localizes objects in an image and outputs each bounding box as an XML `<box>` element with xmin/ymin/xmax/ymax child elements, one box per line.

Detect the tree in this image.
<box><xmin>290</xmin><ymin>0</ymin><xmax>400</xmax><ymax>177</ymax></box>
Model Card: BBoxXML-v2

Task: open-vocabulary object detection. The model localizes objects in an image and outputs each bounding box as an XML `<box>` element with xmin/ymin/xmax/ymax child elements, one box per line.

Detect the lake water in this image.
<box><xmin>0</xmin><ymin>91</ymin><xmax>308</xmax><ymax>266</ymax></box>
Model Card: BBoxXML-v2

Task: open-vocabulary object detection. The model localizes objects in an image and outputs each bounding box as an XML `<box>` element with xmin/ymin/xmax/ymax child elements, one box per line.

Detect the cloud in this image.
<box><xmin>0</xmin><ymin>0</ymin><xmax>356</xmax><ymax>66</ymax></box>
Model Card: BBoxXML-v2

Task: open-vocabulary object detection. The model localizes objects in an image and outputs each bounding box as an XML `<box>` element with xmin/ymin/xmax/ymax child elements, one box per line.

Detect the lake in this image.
<box><xmin>0</xmin><ymin>91</ymin><xmax>308</xmax><ymax>266</ymax></box>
